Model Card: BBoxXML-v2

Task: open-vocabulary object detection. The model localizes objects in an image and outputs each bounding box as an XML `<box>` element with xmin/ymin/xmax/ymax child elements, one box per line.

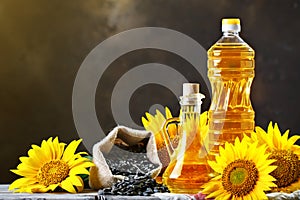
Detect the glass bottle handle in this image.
<box><xmin>162</xmin><ymin>117</ymin><xmax>180</xmax><ymax>157</ymax></box>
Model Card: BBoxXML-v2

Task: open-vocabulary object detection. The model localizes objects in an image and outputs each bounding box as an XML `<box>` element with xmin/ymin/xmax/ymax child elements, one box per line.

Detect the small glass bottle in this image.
<box><xmin>162</xmin><ymin>83</ymin><xmax>211</xmax><ymax>194</ymax></box>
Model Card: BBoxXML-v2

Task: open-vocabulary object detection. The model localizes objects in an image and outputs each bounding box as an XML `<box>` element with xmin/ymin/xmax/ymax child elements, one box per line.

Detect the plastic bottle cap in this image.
<box><xmin>183</xmin><ymin>83</ymin><xmax>199</xmax><ymax>96</ymax></box>
<box><xmin>222</xmin><ymin>18</ymin><xmax>241</xmax><ymax>32</ymax></box>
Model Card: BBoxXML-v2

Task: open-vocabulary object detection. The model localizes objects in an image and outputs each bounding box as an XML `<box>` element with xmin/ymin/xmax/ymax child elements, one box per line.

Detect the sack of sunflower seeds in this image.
<box><xmin>89</xmin><ymin>125</ymin><xmax>162</xmax><ymax>190</ymax></box>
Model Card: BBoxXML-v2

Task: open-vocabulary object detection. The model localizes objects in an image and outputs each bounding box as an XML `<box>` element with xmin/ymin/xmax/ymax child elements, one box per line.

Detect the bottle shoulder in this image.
<box><xmin>208</xmin><ymin>43</ymin><xmax>254</xmax><ymax>52</ymax></box>
<box><xmin>208</xmin><ymin>35</ymin><xmax>254</xmax><ymax>58</ymax></box>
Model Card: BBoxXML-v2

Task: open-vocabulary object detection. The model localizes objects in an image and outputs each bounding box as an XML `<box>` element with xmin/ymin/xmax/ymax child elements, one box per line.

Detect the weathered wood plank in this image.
<box><xmin>0</xmin><ymin>185</ymin><xmax>176</xmax><ymax>200</ymax></box>
<box><xmin>0</xmin><ymin>185</ymin><xmax>97</xmax><ymax>200</ymax></box>
<box><xmin>5</xmin><ymin>184</ymin><xmax>300</xmax><ymax>200</ymax></box>
<box><xmin>98</xmin><ymin>195</ymin><xmax>160</xmax><ymax>200</ymax></box>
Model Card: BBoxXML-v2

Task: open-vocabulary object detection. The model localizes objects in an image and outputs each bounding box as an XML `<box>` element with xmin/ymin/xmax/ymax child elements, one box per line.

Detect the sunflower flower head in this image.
<box><xmin>9</xmin><ymin>137</ymin><xmax>94</xmax><ymax>193</ymax></box>
<box><xmin>247</xmin><ymin>122</ymin><xmax>300</xmax><ymax>192</ymax></box>
<box><xmin>202</xmin><ymin>137</ymin><xmax>277</xmax><ymax>200</ymax></box>
<box><xmin>141</xmin><ymin>107</ymin><xmax>176</xmax><ymax>149</ymax></box>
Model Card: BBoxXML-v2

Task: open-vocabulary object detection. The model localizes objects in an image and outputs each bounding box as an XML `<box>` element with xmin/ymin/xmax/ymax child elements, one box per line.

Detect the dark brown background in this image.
<box><xmin>1</xmin><ymin>0</ymin><xmax>300</xmax><ymax>183</ymax></box>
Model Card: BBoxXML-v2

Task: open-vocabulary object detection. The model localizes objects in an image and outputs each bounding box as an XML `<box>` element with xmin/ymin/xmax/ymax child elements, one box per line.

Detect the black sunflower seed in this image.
<box><xmin>98</xmin><ymin>174</ymin><xmax>169</xmax><ymax>197</ymax></box>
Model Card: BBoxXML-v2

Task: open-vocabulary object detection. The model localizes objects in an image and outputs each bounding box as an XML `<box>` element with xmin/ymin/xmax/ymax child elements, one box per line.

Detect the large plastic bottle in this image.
<box><xmin>207</xmin><ymin>18</ymin><xmax>255</xmax><ymax>159</ymax></box>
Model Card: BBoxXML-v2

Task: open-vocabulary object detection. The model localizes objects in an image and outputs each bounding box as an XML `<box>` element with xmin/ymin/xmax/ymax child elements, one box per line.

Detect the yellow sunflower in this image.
<box><xmin>202</xmin><ymin>137</ymin><xmax>277</xmax><ymax>200</ymax></box>
<box><xmin>9</xmin><ymin>137</ymin><xmax>94</xmax><ymax>193</ymax></box>
<box><xmin>142</xmin><ymin>107</ymin><xmax>209</xmax><ymax>150</ymax></box>
<box><xmin>246</xmin><ymin>122</ymin><xmax>300</xmax><ymax>192</ymax></box>
<box><xmin>141</xmin><ymin>107</ymin><xmax>176</xmax><ymax>150</ymax></box>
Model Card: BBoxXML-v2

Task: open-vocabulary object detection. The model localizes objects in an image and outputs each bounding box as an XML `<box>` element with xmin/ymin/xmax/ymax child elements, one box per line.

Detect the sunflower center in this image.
<box><xmin>37</xmin><ymin>160</ymin><xmax>69</xmax><ymax>186</ymax></box>
<box><xmin>222</xmin><ymin>159</ymin><xmax>258</xmax><ymax>197</ymax></box>
<box><xmin>269</xmin><ymin>149</ymin><xmax>299</xmax><ymax>187</ymax></box>
<box><xmin>230</xmin><ymin>167</ymin><xmax>248</xmax><ymax>185</ymax></box>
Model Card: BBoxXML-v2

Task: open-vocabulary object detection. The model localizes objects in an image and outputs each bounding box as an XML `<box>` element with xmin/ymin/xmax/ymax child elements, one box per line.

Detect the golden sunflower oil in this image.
<box><xmin>162</xmin><ymin>134</ymin><xmax>212</xmax><ymax>193</ymax></box>
<box><xmin>162</xmin><ymin>83</ymin><xmax>212</xmax><ymax>194</ymax></box>
<box><xmin>207</xmin><ymin>18</ymin><xmax>255</xmax><ymax>159</ymax></box>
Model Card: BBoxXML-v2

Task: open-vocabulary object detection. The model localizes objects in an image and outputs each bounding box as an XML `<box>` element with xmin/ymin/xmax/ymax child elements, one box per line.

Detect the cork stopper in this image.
<box><xmin>183</xmin><ymin>83</ymin><xmax>199</xmax><ymax>96</ymax></box>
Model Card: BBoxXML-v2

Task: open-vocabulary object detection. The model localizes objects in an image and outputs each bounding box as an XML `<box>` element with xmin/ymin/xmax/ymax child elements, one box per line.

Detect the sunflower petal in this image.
<box><xmin>62</xmin><ymin>139</ymin><xmax>82</xmax><ymax>163</ymax></box>
<box><xmin>68</xmin><ymin>157</ymin><xmax>91</xmax><ymax>168</ymax></box>
<box><xmin>145</xmin><ymin>112</ymin><xmax>154</xmax><ymax>122</ymax></box>
<box><xmin>72</xmin><ymin>176</ymin><xmax>84</xmax><ymax>192</ymax></box>
<box><xmin>156</xmin><ymin>109</ymin><xmax>166</xmax><ymax>124</ymax></box>
<box><xmin>60</xmin><ymin>178</ymin><xmax>76</xmax><ymax>193</ymax></box>
<box><xmin>142</xmin><ymin>117</ymin><xmax>150</xmax><ymax>129</ymax></box>
<box><xmin>165</xmin><ymin>107</ymin><xmax>173</xmax><ymax>119</ymax></box>
<box><xmin>68</xmin><ymin>176</ymin><xmax>83</xmax><ymax>186</ymax></box>
<box><xmin>208</xmin><ymin>160</ymin><xmax>222</xmax><ymax>173</ymax></box>
<box><xmin>46</xmin><ymin>183</ymin><xmax>59</xmax><ymax>192</ymax></box>
<box><xmin>9</xmin><ymin>178</ymin><xmax>36</xmax><ymax>190</ymax></box>
<box><xmin>11</xmin><ymin>168</ymin><xmax>37</xmax><ymax>177</ymax></box>
<box><xmin>69</xmin><ymin>166</ymin><xmax>90</xmax><ymax>176</ymax></box>
<box><xmin>287</xmin><ymin>135</ymin><xmax>300</xmax><ymax>146</ymax></box>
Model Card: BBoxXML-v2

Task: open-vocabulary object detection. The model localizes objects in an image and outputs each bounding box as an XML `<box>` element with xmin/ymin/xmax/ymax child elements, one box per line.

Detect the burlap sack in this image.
<box><xmin>89</xmin><ymin>125</ymin><xmax>162</xmax><ymax>190</ymax></box>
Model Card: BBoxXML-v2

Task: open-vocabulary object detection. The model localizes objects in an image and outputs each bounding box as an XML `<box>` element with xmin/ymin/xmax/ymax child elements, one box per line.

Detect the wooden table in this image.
<box><xmin>0</xmin><ymin>185</ymin><xmax>191</xmax><ymax>200</ymax></box>
<box><xmin>4</xmin><ymin>184</ymin><xmax>299</xmax><ymax>200</ymax></box>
